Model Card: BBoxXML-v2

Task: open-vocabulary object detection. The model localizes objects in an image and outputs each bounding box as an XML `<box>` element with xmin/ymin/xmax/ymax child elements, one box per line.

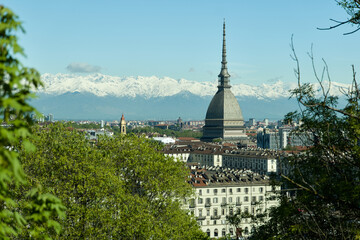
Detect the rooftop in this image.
<box><xmin>188</xmin><ymin>165</ymin><xmax>270</xmax><ymax>188</ymax></box>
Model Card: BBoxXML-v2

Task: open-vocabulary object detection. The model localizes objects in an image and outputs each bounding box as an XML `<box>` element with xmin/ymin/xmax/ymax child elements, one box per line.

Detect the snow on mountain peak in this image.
<box><xmin>38</xmin><ymin>73</ymin><xmax>350</xmax><ymax>99</ymax></box>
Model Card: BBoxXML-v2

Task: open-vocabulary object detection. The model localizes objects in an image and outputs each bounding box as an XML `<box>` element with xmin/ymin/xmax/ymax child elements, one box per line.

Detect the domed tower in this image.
<box><xmin>120</xmin><ymin>114</ymin><xmax>126</xmax><ymax>135</ymax></box>
<box><xmin>201</xmin><ymin>21</ymin><xmax>247</xmax><ymax>142</ymax></box>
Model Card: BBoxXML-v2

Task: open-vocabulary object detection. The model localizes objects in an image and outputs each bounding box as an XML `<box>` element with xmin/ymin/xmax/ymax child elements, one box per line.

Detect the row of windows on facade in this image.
<box><xmin>205</xmin><ymin>227</ymin><xmax>251</xmax><ymax>237</ymax></box>
<box><xmin>194</xmin><ymin>155</ymin><xmax>269</xmax><ymax>163</ymax></box>
<box><xmin>223</xmin><ymin>161</ymin><xmax>266</xmax><ymax>169</ymax></box>
<box><xmin>198</xmin><ymin>187</ymin><xmax>264</xmax><ymax>195</ymax></box>
<box><xmin>195</xmin><ymin>206</ymin><xmax>263</xmax><ymax>217</ymax></box>
<box><xmin>197</xmin><ymin>195</ymin><xmax>264</xmax><ymax>205</ymax></box>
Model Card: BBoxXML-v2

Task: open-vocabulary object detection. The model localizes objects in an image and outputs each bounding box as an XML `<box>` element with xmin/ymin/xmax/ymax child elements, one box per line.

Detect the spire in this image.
<box><xmin>218</xmin><ymin>19</ymin><xmax>231</xmax><ymax>89</ymax></box>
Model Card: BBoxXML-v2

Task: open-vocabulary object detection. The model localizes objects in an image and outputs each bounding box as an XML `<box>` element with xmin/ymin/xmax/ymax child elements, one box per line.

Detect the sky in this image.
<box><xmin>3</xmin><ymin>0</ymin><xmax>360</xmax><ymax>86</ymax></box>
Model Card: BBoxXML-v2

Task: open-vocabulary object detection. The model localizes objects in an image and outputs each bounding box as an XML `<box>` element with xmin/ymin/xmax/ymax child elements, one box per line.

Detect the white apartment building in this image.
<box><xmin>164</xmin><ymin>142</ymin><xmax>282</xmax><ymax>175</ymax></box>
<box><xmin>186</xmin><ymin>166</ymin><xmax>280</xmax><ymax>239</ymax></box>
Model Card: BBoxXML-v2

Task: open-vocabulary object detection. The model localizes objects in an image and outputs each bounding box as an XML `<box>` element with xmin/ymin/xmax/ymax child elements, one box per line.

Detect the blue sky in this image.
<box><xmin>3</xmin><ymin>0</ymin><xmax>360</xmax><ymax>85</ymax></box>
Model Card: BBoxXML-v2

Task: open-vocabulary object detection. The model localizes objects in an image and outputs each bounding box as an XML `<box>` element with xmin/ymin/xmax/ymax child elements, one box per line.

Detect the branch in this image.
<box><xmin>317</xmin><ymin>18</ymin><xmax>360</xmax><ymax>35</ymax></box>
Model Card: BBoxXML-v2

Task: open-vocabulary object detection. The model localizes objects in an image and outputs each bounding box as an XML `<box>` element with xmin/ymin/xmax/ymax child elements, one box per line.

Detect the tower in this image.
<box><xmin>120</xmin><ymin>114</ymin><xmax>126</xmax><ymax>135</ymax></box>
<box><xmin>201</xmin><ymin>21</ymin><xmax>247</xmax><ymax>142</ymax></box>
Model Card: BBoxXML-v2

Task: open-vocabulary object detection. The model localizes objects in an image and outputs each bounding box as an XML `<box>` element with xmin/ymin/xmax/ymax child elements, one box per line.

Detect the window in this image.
<box><xmin>229</xmin><ymin>207</ymin><xmax>233</xmax><ymax>216</ymax></box>
<box><xmin>222</xmin><ymin>228</ymin><xmax>226</xmax><ymax>236</ymax></box>
<box><xmin>207</xmin><ymin>189</ymin><xmax>210</xmax><ymax>194</ymax></box>
<box><xmin>252</xmin><ymin>196</ymin><xmax>256</xmax><ymax>203</ymax></box>
<box><xmin>206</xmin><ymin>198</ymin><xmax>211</xmax><ymax>204</ymax></box>
<box><xmin>245</xmin><ymin>227</ymin><xmax>249</xmax><ymax>235</ymax></box>
<box><xmin>259</xmin><ymin>187</ymin><xmax>263</xmax><ymax>193</ymax></box>
<box><xmin>213</xmin><ymin>197</ymin><xmax>218</xmax><ymax>203</ymax></box>
<box><xmin>199</xmin><ymin>209</ymin><xmax>203</xmax><ymax>217</ymax></box>
<box><xmin>199</xmin><ymin>189</ymin><xmax>202</xmax><ymax>195</ymax></box>
<box><xmin>207</xmin><ymin>209</ymin><xmax>210</xmax><ymax>216</ymax></box>
<box><xmin>214</xmin><ymin>220</ymin><xmax>217</xmax><ymax>225</ymax></box>
<box><xmin>229</xmin><ymin>197</ymin><xmax>233</xmax><ymax>203</ymax></box>
<box><xmin>237</xmin><ymin>188</ymin><xmax>241</xmax><ymax>192</ymax></box>
<box><xmin>222</xmin><ymin>197</ymin><xmax>226</xmax><ymax>204</ymax></box>
<box><xmin>214</xmin><ymin>229</ymin><xmax>218</xmax><ymax>237</ymax></box>
<box><xmin>229</xmin><ymin>228</ymin><xmax>234</xmax><ymax>235</ymax></box>
<box><xmin>214</xmin><ymin>189</ymin><xmax>218</xmax><ymax>195</ymax></box>
<box><xmin>214</xmin><ymin>208</ymin><xmax>218</xmax><ymax>216</ymax></box>
<box><xmin>198</xmin><ymin>198</ymin><xmax>203</xmax><ymax>204</ymax></box>
<box><xmin>245</xmin><ymin>188</ymin><xmax>249</xmax><ymax>194</ymax></box>
<box><xmin>244</xmin><ymin>207</ymin><xmax>249</xmax><ymax>213</ymax></box>
<box><xmin>236</xmin><ymin>197</ymin><xmax>241</xmax><ymax>204</ymax></box>
<box><xmin>259</xmin><ymin>196</ymin><xmax>264</xmax><ymax>201</ymax></box>
<box><xmin>244</xmin><ymin>196</ymin><xmax>249</xmax><ymax>202</ymax></box>
<box><xmin>222</xmin><ymin>188</ymin><xmax>226</xmax><ymax>193</ymax></box>
<box><xmin>206</xmin><ymin>229</ymin><xmax>210</xmax><ymax>237</ymax></box>
<box><xmin>222</xmin><ymin>208</ymin><xmax>225</xmax><ymax>215</ymax></box>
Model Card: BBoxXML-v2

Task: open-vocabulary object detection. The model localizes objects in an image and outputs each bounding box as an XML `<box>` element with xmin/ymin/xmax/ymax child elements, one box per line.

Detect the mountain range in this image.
<box><xmin>32</xmin><ymin>73</ymin><xmax>350</xmax><ymax>121</ymax></box>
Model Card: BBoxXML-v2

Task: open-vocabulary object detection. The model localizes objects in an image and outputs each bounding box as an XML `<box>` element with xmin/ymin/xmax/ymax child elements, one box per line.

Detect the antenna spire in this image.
<box><xmin>218</xmin><ymin>19</ymin><xmax>231</xmax><ymax>88</ymax></box>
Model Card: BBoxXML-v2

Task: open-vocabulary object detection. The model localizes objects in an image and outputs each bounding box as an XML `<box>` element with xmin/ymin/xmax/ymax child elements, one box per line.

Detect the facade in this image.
<box><xmin>257</xmin><ymin>129</ymin><xmax>281</xmax><ymax>150</ymax></box>
<box><xmin>186</xmin><ymin>166</ymin><xmax>280</xmax><ymax>239</ymax></box>
<box><xmin>202</xmin><ymin>22</ymin><xmax>246</xmax><ymax>142</ymax></box>
<box><xmin>164</xmin><ymin>141</ymin><xmax>281</xmax><ymax>175</ymax></box>
<box><xmin>257</xmin><ymin>128</ymin><xmax>313</xmax><ymax>150</ymax></box>
<box><xmin>152</xmin><ymin>137</ymin><xmax>176</xmax><ymax>145</ymax></box>
<box><xmin>85</xmin><ymin>129</ymin><xmax>114</xmax><ymax>141</ymax></box>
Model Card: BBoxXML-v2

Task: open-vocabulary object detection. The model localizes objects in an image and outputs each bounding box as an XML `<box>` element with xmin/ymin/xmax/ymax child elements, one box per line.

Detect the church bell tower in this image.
<box><xmin>120</xmin><ymin>114</ymin><xmax>126</xmax><ymax>135</ymax></box>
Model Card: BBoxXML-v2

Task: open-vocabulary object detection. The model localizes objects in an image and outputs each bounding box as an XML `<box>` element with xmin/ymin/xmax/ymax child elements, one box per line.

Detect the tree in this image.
<box><xmin>0</xmin><ymin>6</ymin><xmax>65</xmax><ymax>239</ymax></box>
<box><xmin>319</xmin><ymin>0</ymin><xmax>360</xmax><ymax>34</ymax></box>
<box><xmin>18</xmin><ymin>123</ymin><xmax>208</xmax><ymax>239</ymax></box>
<box><xmin>250</xmin><ymin>40</ymin><xmax>360</xmax><ymax>239</ymax></box>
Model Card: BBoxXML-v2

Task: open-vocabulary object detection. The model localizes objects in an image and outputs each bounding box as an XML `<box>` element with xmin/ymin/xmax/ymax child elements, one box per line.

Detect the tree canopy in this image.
<box><xmin>17</xmin><ymin>123</ymin><xmax>207</xmax><ymax>239</ymax></box>
<box><xmin>250</xmin><ymin>41</ymin><xmax>360</xmax><ymax>239</ymax></box>
<box><xmin>319</xmin><ymin>0</ymin><xmax>360</xmax><ymax>34</ymax></box>
<box><xmin>0</xmin><ymin>6</ymin><xmax>65</xmax><ymax>239</ymax></box>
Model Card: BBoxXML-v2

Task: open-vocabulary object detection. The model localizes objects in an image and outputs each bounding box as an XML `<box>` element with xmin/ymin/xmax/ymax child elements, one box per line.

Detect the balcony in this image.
<box><xmin>211</xmin><ymin>215</ymin><xmax>221</xmax><ymax>220</ymax></box>
<box><xmin>197</xmin><ymin>216</ymin><xmax>206</xmax><ymax>220</ymax></box>
<box><xmin>205</xmin><ymin>203</ymin><xmax>211</xmax><ymax>208</ymax></box>
<box><xmin>221</xmin><ymin>202</ymin><xmax>227</xmax><ymax>207</ymax></box>
<box><xmin>236</xmin><ymin>202</ymin><xmax>241</xmax><ymax>206</ymax></box>
<box><xmin>189</xmin><ymin>204</ymin><xmax>196</xmax><ymax>208</ymax></box>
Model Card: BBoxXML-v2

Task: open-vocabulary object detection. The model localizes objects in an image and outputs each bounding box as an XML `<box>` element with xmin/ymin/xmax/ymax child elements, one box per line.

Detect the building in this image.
<box><xmin>152</xmin><ymin>137</ymin><xmax>176</xmax><ymax>145</ymax></box>
<box><xmin>257</xmin><ymin>128</ymin><xmax>313</xmax><ymax>150</ymax></box>
<box><xmin>120</xmin><ymin>114</ymin><xmax>126</xmax><ymax>135</ymax></box>
<box><xmin>163</xmin><ymin>141</ymin><xmax>281</xmax><ymax>175</ymax></box>
<box><xmin>186</xmin><ymin>165</ymin><xmax>280</xmax><ymax>239</ymax></box>
<box><xmin>201</xmin><ymin>22</ymin><xmax>247</xmax><ymax>143</ymax></box>
<box><xmin>257</xmin><ymin>129</ymin><xmax>281</xmax><ymax>150</ymax></box>
<box><xmin>85</xmin><ymin>129</ymin><xmax>114</xmax><ymax>141</ymax></box>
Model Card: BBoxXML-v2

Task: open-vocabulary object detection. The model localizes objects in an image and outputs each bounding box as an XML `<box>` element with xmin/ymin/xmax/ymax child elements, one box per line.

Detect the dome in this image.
<box><xmin>205</xmin><ymin>88</ymin><xmax>243</xmax><ymax>121</ymax></box>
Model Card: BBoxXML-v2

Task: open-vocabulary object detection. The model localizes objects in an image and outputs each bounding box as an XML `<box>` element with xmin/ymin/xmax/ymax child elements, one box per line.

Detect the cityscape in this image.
<box><xmin>1</xmin><ymin>1</ymin><xmax>360</xmax><ymax>240</ymax></box>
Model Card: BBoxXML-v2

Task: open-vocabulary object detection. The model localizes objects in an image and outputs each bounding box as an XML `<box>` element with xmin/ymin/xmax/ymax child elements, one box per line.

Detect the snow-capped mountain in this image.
<box><xmin>39</xmin><ymin>73</ymin><xmax>302</xmax><ymax>99</ymax></box>
<box><xmin>34</xmin><ymin>73</ymin><xmax>351</xmax><ymax>120</ymax></box>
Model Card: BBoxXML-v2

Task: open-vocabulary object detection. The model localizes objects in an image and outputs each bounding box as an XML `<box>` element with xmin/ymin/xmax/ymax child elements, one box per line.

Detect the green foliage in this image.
<box><xmin>337</xmin><ymin>0</ymin><xmax>360</xmax><ymax>25</ymax></box>
<box><xmin>0</xmin><ymin>6</ymin><xmax>65</xmax><ymax>239</ymax></box>
<box><xmin>320</xmin><ymin>0</ymin><xmax>360</xmax><ymax>34</ymax></box>
<box><xmin>251</xmin><ymin>72</ymin><xmax>360</xmax><ymax>239</ymax></box>
<box><xmin>18</xmin><ymin>123</ymin><xmax>207</xmax><ymax>239</ymax></box>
